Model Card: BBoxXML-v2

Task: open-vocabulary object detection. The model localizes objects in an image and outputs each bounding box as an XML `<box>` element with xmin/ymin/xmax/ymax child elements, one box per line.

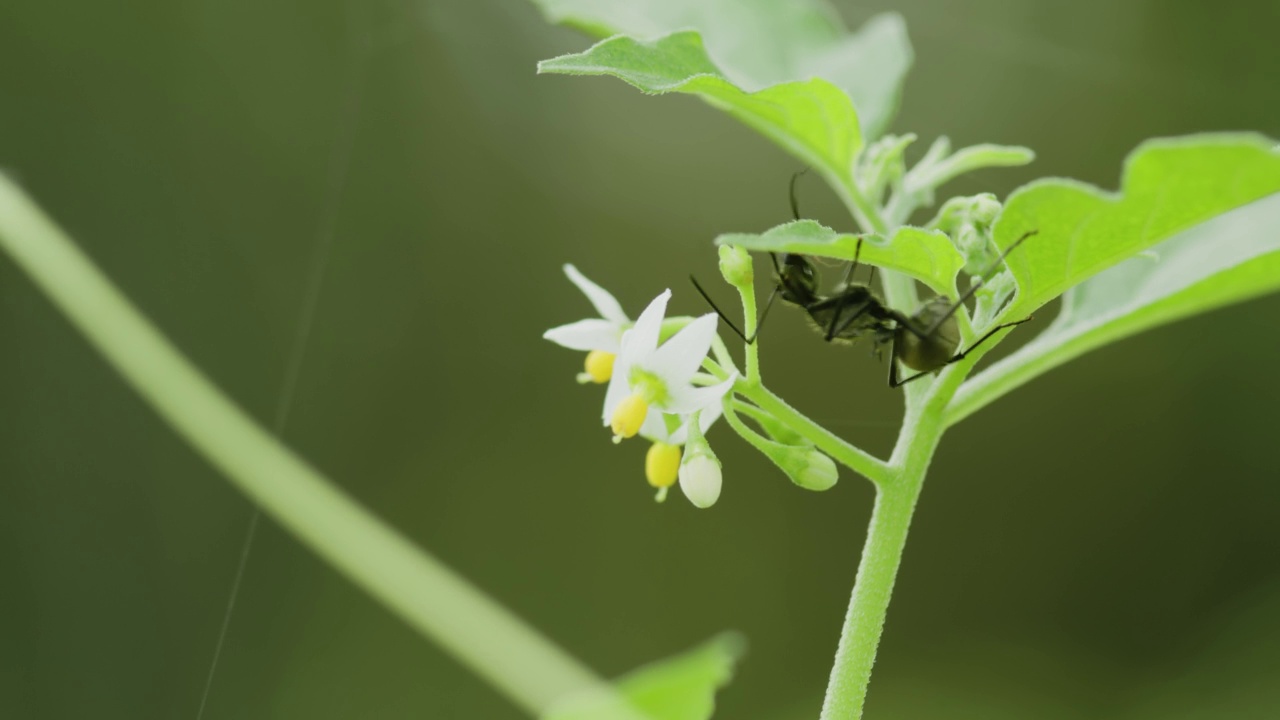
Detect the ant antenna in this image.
<box><xmin>690</xmin><ymin>274</ymin><xmax>776</xmax><ymax>344</ymax></box>
<box><xmin>691</xmin><ymin>170</ymin><xmax>811</xmax><ymax>345</ymax></box>
<box><xmin>923</xmin><ymin>230</ymin><xmax>1039</xmax><ymax>336</ymax></box>
<box><xmin>789</xmin><ymin>168</ymin><xmax>809</xmax><ymax>221</ymax></box>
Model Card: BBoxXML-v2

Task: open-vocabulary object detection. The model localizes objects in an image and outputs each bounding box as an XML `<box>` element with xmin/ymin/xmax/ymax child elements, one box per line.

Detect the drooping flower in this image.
<box><xmin>547</xmin><ymin>273</ymin><xmax>735</xmax><ymax>505</ymax></box>
<box><xmin>543</xmin><ymin>265</ymin><xmax>630</xmax><ymax>384</ymax></box>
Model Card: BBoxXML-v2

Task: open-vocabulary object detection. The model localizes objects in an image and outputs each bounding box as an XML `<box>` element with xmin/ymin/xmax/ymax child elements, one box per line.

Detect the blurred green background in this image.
<box><xmin>2</xmin><ymin>1</ymin><xmax>1279</xmax><ymax>718</ymax></box>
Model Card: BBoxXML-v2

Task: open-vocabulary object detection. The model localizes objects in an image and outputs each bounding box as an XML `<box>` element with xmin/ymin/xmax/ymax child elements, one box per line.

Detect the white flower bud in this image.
<box><xmin>679</xmin><ymin>454</ymin><xmax>722</xmax><ymax>509</ymax></box>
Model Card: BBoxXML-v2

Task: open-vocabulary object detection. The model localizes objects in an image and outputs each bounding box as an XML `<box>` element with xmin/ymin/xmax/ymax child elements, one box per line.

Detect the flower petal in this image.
<box><xmin>639</xmin><ymin>409</ymin><xmax>678</xmax><ymax>443</ymax></box>
<box><xmin>564</xmin><ymin>264</ymin><xmax>629</xmax><ymax>325</ymax></box>
<box><xmin>621</xmin><ymin>289</ymin><xmax>670</xmax><ymax>365</ymax></box>
<box><xmin>645</xmin><ymin>313</ymin><xmax>719</xmax><ymax>387</ymax></box>
<box><xmin>543</xmin><ymin>319</ymin><xmax>623</xmax><ymax>352</ymax></box>
<box><xmin>601</xmin><ymin>333</ymin><xmax>633</xmax><ymax>426</ymax></box>
<box><xmin>664</xmin><ymin>373</ymin><xmax>737</xmax><ymax>415</ymax></box>
<box><xmin>602</xmin><ymin>290</ymin><xmax>669</xmax><ymax>426</ymax></box>
<box><xmin>661</xmin><ymin>400</ymin><xmax>724</xmax><ymax>445</ymax></box>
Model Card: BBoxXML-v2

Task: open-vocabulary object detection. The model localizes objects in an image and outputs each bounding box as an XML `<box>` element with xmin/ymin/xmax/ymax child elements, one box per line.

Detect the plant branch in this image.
<box><xmin>0</xmin><ymin>176</ymin><xmax>644</xmax><ymax>720</ymax></box>
<box><xmin>817</xmin><ymin>321</ymin><xmax>975</xmax><ymax>719</ymax></box>
<box><xmin>735</xmin><ymin>380</ymin><xmax>891</xmax><ymax>486</ymax></box>
<box><xmin>732</xmin><ymin>259</ymin><xmax>762</xmax><ymax>382</ymax></box>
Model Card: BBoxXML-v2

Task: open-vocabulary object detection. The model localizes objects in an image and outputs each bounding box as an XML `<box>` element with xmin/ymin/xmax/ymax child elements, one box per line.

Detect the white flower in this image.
<box><xmin>603</xmin><ymin>290</ymin><xmax>737</xmax><ymax>442</ymax></box>
<box><xmin>543</xmin><ymin>264</ymin><xmax>629</xmax><ymax>351</ymax></box>
<box><xmin>543</xmin><ymin>266</ymin><xmax>631</xmax><ymax>386</ymax></box>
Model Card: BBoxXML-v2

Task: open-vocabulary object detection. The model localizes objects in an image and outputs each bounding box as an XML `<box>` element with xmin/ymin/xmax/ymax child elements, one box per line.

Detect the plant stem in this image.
<box><xmin>816</xmin><ymin>476</ymin><xmax>923</xmax><ymax>720</ymax></box>
<box><xmin>0</xmin><ymin>176</ymin><xmax>645</xmax><ymax>719</ymax></box>
<box><xmin>735</xmin><ymin>259</ymin><xmax>762</xmax><ymax>382</ymax></box>
<box><xmin>816</xmin><ymin>361</ymin><xmax>961</xmax><ymax>718</ymax></box>
<box><xmin>737</xmin><ymin>381</ymin><xmax>891</xmax><ymax>486</ymax></box>
<box><xmin>813</xmin><ymin>160</ymin><xmax>975</xmax><ymax>716</ymax></box>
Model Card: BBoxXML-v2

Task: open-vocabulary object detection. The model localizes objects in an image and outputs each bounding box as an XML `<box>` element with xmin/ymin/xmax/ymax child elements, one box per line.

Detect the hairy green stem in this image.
<box><xmin>734</xmin><ymin>265</ymin><xmax>762</xmax><ymax>382</ymax></box>
<box><xmin>817</xmin><ymin>370</ymin><xmax>956</xmax><ymax>719</ymax></box>
<box><xmin>736</xmin><ymin>381</ymin><xmax>891</xmax><ymax>486</ymax></box>
<box><xmin>811</xmin><ymin>168</ymin><xmax>998</xmax><ymax>717</ymax></box>
<box><xmin>709</xmin><ymin>334</ymin><xmax>741</xmax><ymax>377</ymax></box>
<box><xmin>816</xmin><ymin>476</ymin><xmax>921</xmax><ymax>720</ymax></box>
<box><xmin>0</xmin><ymin>177</ymin><xmax>645</xmax><ymax>720</ymax></box>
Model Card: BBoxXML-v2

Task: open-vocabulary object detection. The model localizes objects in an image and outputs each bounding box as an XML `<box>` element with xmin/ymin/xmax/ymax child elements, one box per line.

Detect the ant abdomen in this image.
<box><xmin>896</xmin><ymin>296</ymin><xmax>961</xmax><ymax>373</ymax></box>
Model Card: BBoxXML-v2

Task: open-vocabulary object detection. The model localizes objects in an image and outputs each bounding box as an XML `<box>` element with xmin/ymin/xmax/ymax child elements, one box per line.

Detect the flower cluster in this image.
<box><xmin>544</xmin><ymin>265</ymin><xmax>735</xmax><ymax>507</ymax></box>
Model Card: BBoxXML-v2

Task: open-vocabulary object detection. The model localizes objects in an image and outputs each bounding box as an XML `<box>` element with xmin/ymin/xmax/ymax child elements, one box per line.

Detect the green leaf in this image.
<box><xmin>715</xmin><ymin>220</ymin><xmax>964</xmax><ymax>296</ymax></box>
<box><xmin>950</xmin><ymin>191</ymin><xmax>1280</xmax><ymax>425</ymax></box>
<box><xmin>531</xmin><ymin>1</ymin><xmax>912</xmax><ymax>138</ymax></box>
<box><xmin>993</xmin><ymin>133</ymin><xmax>1280</xmax><ymax>319</ymax></box>
<box><xmin>539</xmin><ymin>32</ymin><xmax>862</xmax><ymax>188</ymax></box>
<box><xmin>903</xmin><ymin>143</ymin><xmax>1036</xmax><ymax>196</ymax></box>
<box><xmin>544</xmin><ymin>634</ymin><xmax>745</xmax><ymax>720</ymax></box>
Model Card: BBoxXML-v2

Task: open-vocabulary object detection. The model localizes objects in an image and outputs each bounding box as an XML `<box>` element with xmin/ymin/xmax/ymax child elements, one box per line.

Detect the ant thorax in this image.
<box><xmin>803</xmin><ymin>285</ymin><xmax>884</xmax><ymax>344</ymax></box>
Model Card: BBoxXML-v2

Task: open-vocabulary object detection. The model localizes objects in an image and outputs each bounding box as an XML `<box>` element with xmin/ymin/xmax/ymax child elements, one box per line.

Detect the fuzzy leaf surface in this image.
<box><xmin>716</xmin><ymin>220</ymin><xmax>964</xmax><ymax>296</ymax></box>
<box><xmin>531</xmin><ymin>0</ymin><xmax>911</xmax><ymax>137</ymax></box>
<box><xmin>952</xmin><ymin>191</ymin><xmax>1280</xmax><ymax>423</ymax></box>
<box><xmin>993</xmin><ymin>133</ymin><xmax>1280</xmax><ymax>319</ymax></box>
<box><xmin>905</xmin><ymin>143</ymin><xmax>1036</xmax><ymax>195</ymax></box>
<box><xmin>539</xmin><ymin>32</ymin><xmax>862</xmax><ymax>187</ymax></box>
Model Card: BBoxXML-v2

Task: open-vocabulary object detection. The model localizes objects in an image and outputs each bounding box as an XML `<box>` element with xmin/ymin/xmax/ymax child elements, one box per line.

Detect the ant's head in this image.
<box><xmin>771</xmin><ymin>252</ymin><xmax>820</xmax><ymax>307</ymax></box>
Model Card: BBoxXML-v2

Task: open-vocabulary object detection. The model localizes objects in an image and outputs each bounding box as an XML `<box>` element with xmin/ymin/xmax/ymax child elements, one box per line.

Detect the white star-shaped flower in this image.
<box><xmin>543</xmin><ymin>264</ymin><xmax>629</xmax><ymax>351</ymax></box>
<box><xmin>543</xmin><ymin>265</ymin><xmax>631</xmax><ymax>383</ymax></box>
<box><xmin>603</xmin><ymin>289</ymin><xmax>737</xmax><ymax>443</ymax></box>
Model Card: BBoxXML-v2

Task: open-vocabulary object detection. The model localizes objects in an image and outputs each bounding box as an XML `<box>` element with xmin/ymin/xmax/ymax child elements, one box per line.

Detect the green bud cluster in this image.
<box><xmin>932</xmin><ymin>193</ymin><xmax>1004</xmax><ymax>276</ymax></box>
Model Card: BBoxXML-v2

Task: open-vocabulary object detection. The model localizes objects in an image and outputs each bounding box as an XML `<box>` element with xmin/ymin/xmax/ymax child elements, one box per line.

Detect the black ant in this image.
<box><xmin>691</xmin><ymin>173</ymin><xmax>1037</xmax><ymax>387</ymax></box>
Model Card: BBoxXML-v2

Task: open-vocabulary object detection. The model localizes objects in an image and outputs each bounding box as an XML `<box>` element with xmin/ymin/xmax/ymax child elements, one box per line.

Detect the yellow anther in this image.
<box><xmin>583</xmin><ymin>350</ymin><xmax>616</xmax><ymax>383</ymax></box>
<box><xmin>645</xmin><ymin>442</ymin><xmax>682</xmax><ymax>489</ymax></box>
<box><xmin>610</xmin><ymin>392</ymin><xmax>649</xmax><ymax>440</ymax></box>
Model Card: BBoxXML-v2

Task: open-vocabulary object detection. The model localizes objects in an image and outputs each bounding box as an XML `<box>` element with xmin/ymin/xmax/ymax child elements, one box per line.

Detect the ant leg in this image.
<box><xmin>789</xmin><ymin>169</ymin><xmax>810</xmax><ymax>220</ymax></box>
<box><xmin>947</xmin><ymin>315</ymin><xmax>1034</xmax><ymax>364</ymax></box>
<box><xmin>886</xmin><ymin>338</ymin><xmax>930</xmax><ymax>388</ymax></box>
<box><xmin>829</xmin><ymin>298</ymin><xmax>874</xmax><ymax>339</ymax></box>
<box><xmin>750</xmin><ymin>286</ymin><xmax>781</xmax><ymax>343</ymax></box>
<box><xmin>689</xmin><ymin>275</ymin><xmax>778</xmax><ymax>345</ymax></box>
<box><xmin>824</xmin><ymin>238</ymin><xmax>863</xmax><ymax>341</ymax></box>
<box><xmin>891</xmin><ymin>316</ymin><xmax>1034</xmax><ymax>387</ymax></box>
<box><xmin>920</xmin><ymin>230</ymin><xmax>1040</xmax><ymax>337</ymax></box>
<box><xmin>890</xmin><ymin>369</ymin><xmax>932</xmax><ymax>388</ymax></box>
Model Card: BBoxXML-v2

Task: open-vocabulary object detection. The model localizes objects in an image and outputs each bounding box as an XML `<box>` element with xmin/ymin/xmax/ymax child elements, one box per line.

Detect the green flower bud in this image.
<box><xmin>718</xmin><ymin>244</ymin><xmax>753</xmax><ymax>288</ymax></box>
<box><xmin>792</xmin><ymin>448</ymin><xmax>838</xmax><ymax>491</ymax></box>
<box><xmin>755</xmin><ymin>441</ymin><xmax>838</xmax><ymax>492</ymax></box>
<box><xmin>969</xmin><ymin>194</ymin><xmax>1002</xmax><ymax>227</ymax></box>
